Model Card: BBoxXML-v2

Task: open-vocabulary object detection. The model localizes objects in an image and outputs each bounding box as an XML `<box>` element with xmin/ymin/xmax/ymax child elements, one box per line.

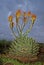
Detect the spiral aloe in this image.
<box><xmin>8</xmin><ymin>9</ymin><xmax>39</xmax><ymax>57</ymax></box>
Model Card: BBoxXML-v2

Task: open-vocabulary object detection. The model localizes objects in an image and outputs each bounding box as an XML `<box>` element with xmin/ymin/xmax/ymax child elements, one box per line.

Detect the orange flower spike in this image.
<box><xmin>23</xmin><ymin>17</ymin><xmax>27</xmax><ymax>23</ymax></box>
<box><xmin>16</xmin><ymin>9</ymin><xmax>21</xmax><ymax>18</ymax></box>
<box><xmin>23</xmin><ymin>12</ymin><xmax>27</xmax><ymax>23</ymax></box>
<box><xmin>8</xmin><ymin>16</ymin><xmax>13</xmax><ymax>22</ymax></box>
<box><xmin>16</xmin><ymin>10</ymin><xmax>21</xmax><ymax>24</ymax></box>
<box><xmin>23</xmin><ymin>12</ymin><xmax>27</xmax><ymax>17</ymax></box>
<box><xmin>27</xmin><ymin>11</ymin><xmax>31</xmax><ymax>17</ymax></box>
<box><xmin>31</xmin><ymin>14</ymin><xmax>36</xmax><ymax>24</ymax></box>
<box><xmin>32</xmin><ymin>14</ymin><xmax>36</xmax><ymax>21</ymax></box>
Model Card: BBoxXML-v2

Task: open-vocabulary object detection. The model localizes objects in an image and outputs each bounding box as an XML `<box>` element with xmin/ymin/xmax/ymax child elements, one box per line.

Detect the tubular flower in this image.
<box><xmin>23</xmin><ymin>12</ymin><xmax>27</xmax><ymax>23</ymax></box>
<box><xmin>23</xmin><ymin>12</ymin><xmax>27</xmax><ymax>17</ymax></box>
<box><xmin>16</xmin><ymin>10</ymin><xmax>21</xmax><ymax>24</ymax></box>
<box><xmin>16</xmin><ymin>9</ymin><xmax>21</xmax><ymax>18</ymax></box>
<box><xmin>10</xmin><ymin>22</ymin><xmax>14</xmax><ymax>29</ymax></box>
<box><xmin>31</xmin><ymin>14</ymin><xmax>36</xmax><ymax>24</ymax></box>
<box><xmin>27</xmin><ymin>11</ymin><xmax>31</xmax><ymax>17</ymax></box>
<box><xmin>8</xmin><ymin>16</ymin><xmax>13</xmax><ymax>22</ymax></box>
<box><xmin>23</xmin><ymin>17</ymin><xmax>27</xmax><ymax>23</ymax></box>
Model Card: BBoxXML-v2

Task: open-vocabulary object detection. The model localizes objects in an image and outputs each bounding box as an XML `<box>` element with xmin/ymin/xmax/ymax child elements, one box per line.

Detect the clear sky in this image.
<box><xmin>0</xmin><ymin>0</ymin><xmax>44</xmax><ymax>43</ymax></box>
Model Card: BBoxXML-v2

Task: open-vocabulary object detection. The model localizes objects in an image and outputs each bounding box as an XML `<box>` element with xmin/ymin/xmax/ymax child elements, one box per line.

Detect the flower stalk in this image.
<box><xmin>8</xmin><ymin>9</ymin><xmax>36</xmax><ymax>38</ymax></box>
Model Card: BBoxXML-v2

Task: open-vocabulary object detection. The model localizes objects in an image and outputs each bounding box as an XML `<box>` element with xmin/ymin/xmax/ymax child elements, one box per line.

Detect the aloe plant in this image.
<box><xmin>10</xmin><ymin>36</ymin><xmax>39</xmax><ymax>57</ymax></box>
<box><xmin>8</xmin><ymin>9</ymin><xmax>39</xmax><ymax>58</ymax></box>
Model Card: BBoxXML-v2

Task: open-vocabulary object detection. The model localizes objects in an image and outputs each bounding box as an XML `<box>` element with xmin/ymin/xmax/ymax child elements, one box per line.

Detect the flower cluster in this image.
<box><xmin>8</xmin><ymin>9</ymin><xmax>36</xmax><ymax>28</ymax></box>
<box><xmin>8</xmin><ymin>15</ymin><xmax>14</xmax><ymax>29</ymax></box>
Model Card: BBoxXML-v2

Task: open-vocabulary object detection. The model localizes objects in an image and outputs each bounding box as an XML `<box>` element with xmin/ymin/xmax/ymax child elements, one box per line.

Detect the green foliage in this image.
<box><xmin>0</xmin><ymin>57</ymin><xmax>3</xmax><ymax>65</ymax></box>
<box><xmin>10</xmin><ymin>36</ymin><xmax>39</xmax><ymax>57</ymax></box>
<box><xmin>0</xmin><ymin>40</ymin><xmax>11</xmax><ymax>54</ymax></box>
<box><xmin>1</xmin><ymin>57</ymin><xmax>43</xmax><ymax>65</ymax></box>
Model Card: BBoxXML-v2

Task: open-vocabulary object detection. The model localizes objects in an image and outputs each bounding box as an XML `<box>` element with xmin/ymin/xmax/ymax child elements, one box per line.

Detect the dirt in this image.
<box><xmin>40</xmin><ymin>48</ymin><xmax>44</xmax><ymax>53</ymax></box>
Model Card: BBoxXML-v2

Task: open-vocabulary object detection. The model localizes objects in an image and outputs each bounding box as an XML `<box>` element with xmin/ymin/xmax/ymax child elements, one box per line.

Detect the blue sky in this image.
<box><xmin>0</xmin><ymin>0</ymin><xmax>44</xmax><ymax>43</ymax></box>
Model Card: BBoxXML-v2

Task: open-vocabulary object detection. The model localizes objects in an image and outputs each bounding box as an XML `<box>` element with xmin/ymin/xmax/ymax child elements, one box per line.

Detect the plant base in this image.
<box><xmin>14</xmin><ymin>55</ymin><xmax>38</xmax><ymax>63</ymax></box>
<box><xmin>1</xmin><ymin>53</ymin><xmax>38</xmax><ymax>63</ymax></box>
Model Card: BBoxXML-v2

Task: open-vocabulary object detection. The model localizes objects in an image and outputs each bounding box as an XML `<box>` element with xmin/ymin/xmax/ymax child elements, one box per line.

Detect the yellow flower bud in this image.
<box><xmin>27</xmin><ymin>11</ymin><xmax>31</xmax><ymax>17</ymax></box>
<box><xmin>23</xmin><ymin>12</ymin><xmax>27</xmax><ymax>17</ymax></box>
<box><xmin>16</xmin><ymin>9</ymin><xmax>21</xmax><ymax>18</ymax></box>
<box><xmin>8</xmin><ymin>16</ymin><xmax>13</xmax><ymax>22</ymax></box>
<box><xmin>23</xmin><ymin>17</ymin><xmax>27</xmax><ymax>23</ymax></box>
<box><xmin>23</xmin><ymin>12</ymin><xmax>27</xmax><ymax>23</ymax></box>
<box><xmin>32</xmin><ymin>14</ymin><xmax>36</xmax><ymax>21</ymax></box>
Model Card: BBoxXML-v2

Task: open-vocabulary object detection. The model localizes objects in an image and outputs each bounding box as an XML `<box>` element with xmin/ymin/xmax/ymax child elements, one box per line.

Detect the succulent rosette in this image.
<box><xmin>8</xmin><ymin>9</ymin><xmax>39</xmax><ymax>61</ymax></box>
